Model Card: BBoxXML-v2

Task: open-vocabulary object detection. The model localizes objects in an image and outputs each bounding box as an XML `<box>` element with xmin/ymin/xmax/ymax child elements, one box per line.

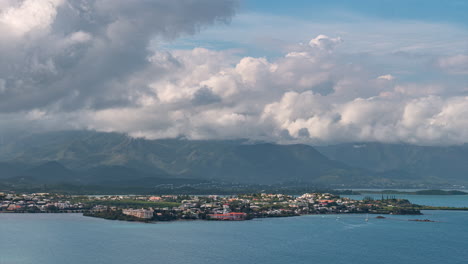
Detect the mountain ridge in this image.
<box><xmin>315</xmin><ymin>142</ymin><xmax>468</xmax><ymax>184</ymax></box>
<box><xmin>0</xmin><ymin>131</ymin><xmax>466</xmax><ymax>189</ymax></box>
<box><xmin>0</xmin><ymin>131</ymin><xmax>373</xmax><ymax>186</ymax></box>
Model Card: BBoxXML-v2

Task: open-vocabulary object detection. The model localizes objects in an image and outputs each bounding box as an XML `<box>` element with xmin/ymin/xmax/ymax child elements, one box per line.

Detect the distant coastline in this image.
<box><xmin>354</xmin><ymin>190</ymin><xmax>468</xmax><ymax>195</ymax></box>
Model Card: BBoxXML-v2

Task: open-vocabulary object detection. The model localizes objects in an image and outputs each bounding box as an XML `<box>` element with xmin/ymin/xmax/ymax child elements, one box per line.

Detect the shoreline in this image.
<box><xmin>4</xmin><ymin>192</ymin><xmax>467</xmax><ymax>224</ymax></box>
<box><xmin>1</xmin><ymin>210</ymin><xmax>461</xmax><ymax>225</ymax></box>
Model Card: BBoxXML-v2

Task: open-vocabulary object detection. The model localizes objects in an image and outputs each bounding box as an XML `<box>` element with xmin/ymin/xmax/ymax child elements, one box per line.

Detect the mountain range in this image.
<box><xmin>0</xmin><ymin>131</ymin><xmax>466</xmax><ymax>191</ymax></box>
<box><xmin>315</xmin><ymin>143</ymin><xmax>468</xmax><ymax>185</ymax></box>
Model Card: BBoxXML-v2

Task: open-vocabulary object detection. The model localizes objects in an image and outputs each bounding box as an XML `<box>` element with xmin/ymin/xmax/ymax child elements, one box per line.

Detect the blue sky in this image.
<box><xmin>242</xmin><ymin>0</ymin><xmax>468</xmax><ymax>26</ymax></box>
<box><xmin>163</xmin><ymin>0</ymin><xmax>468</xmax><ymax>58</ymax></box>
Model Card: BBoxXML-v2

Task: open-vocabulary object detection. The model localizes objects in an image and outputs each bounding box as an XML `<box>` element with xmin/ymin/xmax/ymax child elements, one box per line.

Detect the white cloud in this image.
<box><xmin>66</xmin><ymin>31</ymin><xmax>92</xmax><ymax>44</ymax></box>
<box><xmin>0</xmin><ymin>0</ymin><xmax>63</xmax><ymax>36</ymax></box>
<box><xmin>73</xmin><ymin>37</ymin><xmax>468</xmax><ymax>145</ymax></box>
<box><xmin>308</xmin><ymin>34</ymin><xmax>342</xmax><ymax>51</ymax></box>
<box><xmin>0</xmin><ymin>0</ymin><xmax>237</xmax><ymax>112</ymax></box>
<box><xmin>0</xmin><ymin>1</ymin><xmax>466</xmax><ymax>146</ymax></box>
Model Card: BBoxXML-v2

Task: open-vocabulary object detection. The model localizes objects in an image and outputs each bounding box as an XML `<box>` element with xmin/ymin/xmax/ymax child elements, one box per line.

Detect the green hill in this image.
<box><xmin>315</xmin><ymin>142</ymin><xmax>468</xmax><ymax>185</ymax></box>
<box><xmin>0</xmin><ymin>131</ymin><xmax>372</xmax><ymax>186</ymax></box>
<box><xmin>1</xmin><ymin>131</ymin><xmax>466</xmax><ymax>189</ymax></box>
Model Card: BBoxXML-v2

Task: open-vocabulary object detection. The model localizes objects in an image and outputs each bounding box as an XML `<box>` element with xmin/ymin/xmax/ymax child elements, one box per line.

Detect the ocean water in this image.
<box><xmin>1</xmin><ymin>198</ymin><xmax>467</xmax><ymax>264</ymax></box>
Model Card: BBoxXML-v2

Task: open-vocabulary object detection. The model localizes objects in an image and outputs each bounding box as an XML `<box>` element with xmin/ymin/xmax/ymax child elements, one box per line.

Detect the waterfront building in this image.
<box><xmin>122</xmin><ymin>208</ymin><xmax>154</xmax><ymax>219</ymax></box>
<box><xmin>207</xmin><ymin>212</ymin><xmax>247</xmax><ymax>220</ymax></box>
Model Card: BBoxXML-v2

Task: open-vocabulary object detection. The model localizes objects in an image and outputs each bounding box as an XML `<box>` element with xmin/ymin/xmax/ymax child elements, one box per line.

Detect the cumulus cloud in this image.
<box><xmin>0</xmin><ymin>0</ymin><xmax>237</xmax><ymax>112</ymax></box>
<box><xmin>0</xmin><ymin>1</ymin><xmax>467</xmax><ymax>146</ymax></box>
<box><xmin>308</xmin><ymin>34</ymin><xmax>342</xmax><ymax>51</ymax></box>
<box><xmin>58</xmin><ymin>44</ymin><xmax>468</xmax><ymax>145</ymax></box>
<box><xmin>0</xmin><ymin>0</ymin><xmax>64</xmax><ymax>36</ymax></box>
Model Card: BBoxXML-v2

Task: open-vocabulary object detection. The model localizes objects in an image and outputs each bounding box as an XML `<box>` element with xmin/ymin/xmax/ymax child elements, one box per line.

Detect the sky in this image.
<box><xmin>0</xmin><ymin>0</ymin><xmax>467</xmax><ymax>145</ymax></box>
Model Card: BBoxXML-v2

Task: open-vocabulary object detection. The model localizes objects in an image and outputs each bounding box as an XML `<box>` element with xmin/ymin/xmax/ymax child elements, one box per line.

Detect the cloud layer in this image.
<box><xmin>0</xmin><ymin>0</ymin><xmax>467</xmax><ymax>145</ymax></box>
<box><xmin>0</xmin><ymin>0</ymin><xmax>236</xmax><ymax>112</ymax></box>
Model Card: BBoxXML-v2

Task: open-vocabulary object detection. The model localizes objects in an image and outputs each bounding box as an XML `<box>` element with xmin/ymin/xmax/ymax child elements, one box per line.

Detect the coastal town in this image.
<box><xmin>0</xmin><ymin>191</ymin><xmax>424</xmax><ymax>222</ymax></box>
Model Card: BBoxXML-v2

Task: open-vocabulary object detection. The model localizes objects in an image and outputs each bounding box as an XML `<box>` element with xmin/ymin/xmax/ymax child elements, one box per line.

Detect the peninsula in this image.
<box><xmin>1</xmin><ymin>191</ymin><xmax>441</xmax><ymax>222</ymax></box>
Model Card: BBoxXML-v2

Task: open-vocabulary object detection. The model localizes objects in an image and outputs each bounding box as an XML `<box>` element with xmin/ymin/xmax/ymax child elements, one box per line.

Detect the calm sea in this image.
<box><xmin>1</xmin><ymin>196</ymin><xmax>467</xmax><ymax>264</ymax></box>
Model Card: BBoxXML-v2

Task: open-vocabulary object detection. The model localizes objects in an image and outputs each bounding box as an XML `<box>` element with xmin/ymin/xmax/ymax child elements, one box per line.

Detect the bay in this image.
<box><xmin>1</xmin><ymin>208</ymin><xmax>467</xmax><ymax>264</ymax></box>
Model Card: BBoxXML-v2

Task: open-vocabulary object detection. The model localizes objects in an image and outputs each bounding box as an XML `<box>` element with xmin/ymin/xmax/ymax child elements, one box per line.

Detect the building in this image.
<box><xmin>207</xmin><ymin>212</ymin><xmax>247</xmax><ymax>221</ymax></box>
<box><xmin>122</xmin><ymin>208</ymin><xmax>154</xmax><ymax>219</ymax></box>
